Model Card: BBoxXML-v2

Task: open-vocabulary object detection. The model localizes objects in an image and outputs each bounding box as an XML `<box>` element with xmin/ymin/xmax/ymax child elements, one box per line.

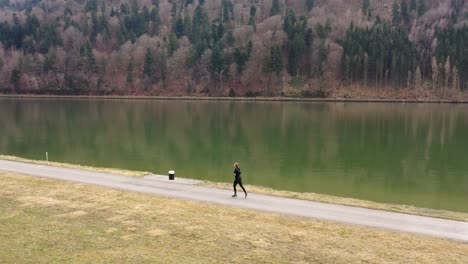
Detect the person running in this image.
<box><xmin>232</xmin><ymin>162</ymin><xmax>247</xmax><ymax>198</ymax></box>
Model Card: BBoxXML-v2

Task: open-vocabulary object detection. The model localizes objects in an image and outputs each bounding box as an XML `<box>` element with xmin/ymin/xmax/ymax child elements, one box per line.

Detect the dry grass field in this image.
<box><xmin>1</xmin><ymin>172</ymin><xmax>467</xmax><ymax>263</ymax></box>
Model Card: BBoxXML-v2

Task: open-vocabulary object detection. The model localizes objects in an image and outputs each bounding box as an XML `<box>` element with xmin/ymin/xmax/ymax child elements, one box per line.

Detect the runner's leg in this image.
<box><xmin>238</xmin><ymin>178</ymin><xmax>247</xmax><ymax>196</ymax></box>
<box><xmin>233</xmin><ymin>179</ymin><xmax>238</xmax><ymax>195</ymax></box>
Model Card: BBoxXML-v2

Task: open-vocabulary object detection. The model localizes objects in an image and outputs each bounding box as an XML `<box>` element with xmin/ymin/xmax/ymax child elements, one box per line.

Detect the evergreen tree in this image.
<box><xmin>85</xmin><ymin>0</ymin><xmax>98</xmax><ymax>12</ymax></box>
<box><xmin>318</xmin><ymin>40</ymin><xmax>327</xmax><ymax>77</ymax></box>
<box><xmin>250</xmin><ymin>5</ymin><xmax>257</xmax><ymax>17</ymax></box>
<box><xmin>234</xmin><ymin>48</ymin><xmax>245</xmax><ymax>73</ymax></box>
<box><xmin>362</xmin><ymin>0</ymin><xmax>370</xmax><ymax>16</ymax></box>
<box><xmin>315</xmin><ymin>23</ymin><xmax>330</xmax><ymax>39</ymax></box>
<box><xmin>304</xmin><ymin>28</ymin><xmax>313</xmax><ymax>76</ymax></box>
<box><xmin>131</xmin><ymin>0</ymin><xmax>139</xmax><ymax>14</ymax></box>
<box><xmin>189</xmin><ymin>6</ymin><xmax>210</xmax><ymax>65</ymax></box>
<box><xmin>120</xmin><ymin>3</ymin><xmax>129</xmax><ymax>14</ymax></box>
<box><xmin>150</xmin><ymin>7</ymin><xmax>159</xmax><ymax>22</ymax></box>
<box><xmin>444</xmin><ymin>57</ymin><xmax>451</xmax><ymax>91</ymax></box>
<box><xmin>288</xmin><ymin>33</ymin><xmax>305</xmax><ymax>76</ymax></box>
<box><xmin>233</xmin><ymin>41</ymin><xmax>253</xmax><ymax>73</ymax></box>
<box><xmin>392</xmin><ymin>0</ymin><xmax>401</xmax><ymax>25</ymax></box>
<box><xmin>221</xmin><ymin>0</ymin><xmax>233</xmax><ymax>22</ymax></box>
<box><xmin>0</xmin><ymin>22</ymin><xmax>12</xmax><ymax>48</ymax></box>
<box><xmin>410</xmin><ymin>0</ymin><xmax>417</xmax><ymax>12</ymax></box>
<box><xmin>100</xmin><ymin>13</ymin><xmax>110</xmax><ymax>37</ymax></box>
<box><xmin>217</xmin><ymin>23</ymin><xmax>224</xmax><ymax>40</ymax></box>
<box><xmin>170</xmin><ymin>2</ymin><xmax>177</xmax><ymax>18</ymax></box>
<box><xmin>270</xmin><ymin>0</ymin><xmax>280</xmax><ymax>16</ymax></box>
<box><xmin>307</xmin><ymin>0</ymin><xmax>315</xmax><ymax>12</ymax></box>
<box><xmin>431</xmin><ymin>56</ymin><xmax>439</xmax><ymax>90</ymax></box>
<box><xmin>150</xmin><ymin>7</ymin><xmax>161</xmax><ymax>35</ymax></box>
<box><xmin>283</xmin><ymin>10</ymin><xmax>297</xmax><ymax>40</ymax></box>
<box><xmin>101</xmin><ymin>0</ymin><xmax>106</xmax><ymax>13</ymax></box>
<box><xmin>189</xmin><ymin>39</ymin><xmax>208</xmax><ymax>65</ymax></box>
<box><xmin>401</xmin><ymin>0</ymin><xmax>409</xmax><ymax>24</ymax></box>
<box><xmin>80</xmin><ymin>41</ymin><xmax>96</xmax><ymax>70</ymax></box>
<box><xmin>247</xmin><ymin>41</ymin><xmax>253</xmax><ymax>57</ymax></box>
<box><xmin>415</xmin><ymin>65</ymin><xmax>422</xmax><ymax>89</ymax></box>
<box><xmin>43</xmin><ymin>49</ymin><xmax>56</xmax><ymax>72</ymax></box>
<box><xmin>452</xmin><ymin>66</ymin><xmax>459</xmax><ymax>90</ymax></box>
<box><xmin>90</xmin><ymin>11</ymin><xmax>99</xmax><ymax>43</ymax></box>
<box><xmin>211</xmin><ymin>23</ymin><xmax>220</xmax><ymax>43</ymax></box>
<box><xmin>144</xmin><ymin>48</ymin><xmax>154</xmax><ymax>78</ymax></box>
<box><xmin>24</xmin><ymin>14</ymin><xmax>39</xmax><ymax>38</ymax></box>
<box><xmin>10</xmin><ymin>68</ymin><xmax>21</xmax><ymax>89</ymax></box>
<box><xmin>282</xmin><ymin>9</ymin><xmax>312</xmax><ymax>76</ymax></box>
<box><xmin>175</xmin><ymin>16</ymin><xmax>184</xmax><ymax>38</ymax></box>
<box><xmin>363</xmin><ymin>53</ymin><xmax>369</xmax><ymax>86</ymax></box>
<box><xmin>142</xmin><ymin>6</ymin><xmax>150</xmax><ymax>23</ymax></box>
<box><xmin>183</xmin><ymin>15</ymin><xmax>192</xmax><ymax>38</ymax></box>
<box><xmin>168</xmin><ymin>34</ymin><xmax>179</xmax><ymax>56</ymax></box>
<box><xmin>211</xmin><ymin>41</ymin><xmax>225</xmax><ymax>75</ymax></box>
<box><xmin>159</xmin><ymin>51</ymin><xmax>167</xmax><ymax>86</ymax></box>
<box><xmin>417</xmin><ymin>0</ymin><xmax>426</xmax><ymax>16</ymax></box>
<box><xmin>270</xmin><ymin>45</ymin><xmax>283</xmax><ymax>75</ymax></box>
<box><xmin>249</xmin><ymin>6</ymin><xmax>256</xmax><ymax>26</ymax></box>
<box><xmin>11</xmin><ymin>14</ymin><xmax>23</xmax><ymax>49</ymax></box>
<box><xmin>192</xmin><ymin>5</ymin><xmax>210</xmax><ymax>43</ymax></box>
<box><xmin>226</xmin><ymin>29</ymin><xmax>235</xmax><ymax>46</ymax></box>
<box><xmin>126</xmin><ymin>60</ymin><xmax>134</xmax><ymax>85</ymax></box>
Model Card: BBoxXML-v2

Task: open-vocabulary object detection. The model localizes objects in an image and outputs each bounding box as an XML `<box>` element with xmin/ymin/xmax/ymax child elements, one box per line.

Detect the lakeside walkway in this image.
<box><xmin>1</xmin><ymin>159</ymin><xmax>467</xmax><ymax>242</ymax></box>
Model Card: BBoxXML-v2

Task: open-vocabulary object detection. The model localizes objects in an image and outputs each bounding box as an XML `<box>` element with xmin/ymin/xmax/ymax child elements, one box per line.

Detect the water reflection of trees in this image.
<box><xmin>0</xmin><ymin>99</ymin><xmax>467</xmax><ymax>212</ymax></box>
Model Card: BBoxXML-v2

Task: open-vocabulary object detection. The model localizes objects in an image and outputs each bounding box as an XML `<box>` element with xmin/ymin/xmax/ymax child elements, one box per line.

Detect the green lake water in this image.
<box><xmin>1</xmin><ymin>98</ymin><xmax>467</xmax><ymax>212</ymax></box>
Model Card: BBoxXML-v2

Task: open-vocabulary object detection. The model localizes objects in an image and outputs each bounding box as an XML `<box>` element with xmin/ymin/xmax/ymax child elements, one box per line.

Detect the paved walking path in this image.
<box><xmin>1</xmin><ymin>159</ymin><xmax>467</xmax><ymax>242</ymax></box>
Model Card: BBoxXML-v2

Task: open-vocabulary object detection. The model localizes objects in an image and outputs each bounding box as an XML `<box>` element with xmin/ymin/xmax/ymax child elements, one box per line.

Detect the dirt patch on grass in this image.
<box><xmin>0</xmin><ymin>172</ymin><xmax>467</xmax><ymax>263</ymax></box>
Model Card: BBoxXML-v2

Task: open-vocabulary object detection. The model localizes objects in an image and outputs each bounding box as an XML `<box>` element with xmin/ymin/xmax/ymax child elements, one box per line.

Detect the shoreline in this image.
<box><xmin>1</xmin><ymin>94</ymin><xmax>468</xmax><ymax>104</ymax></box>
<box><xmin>1</xmin><ymin>155</ymin><xmax>467</xmax><ymax>223</ymax></box>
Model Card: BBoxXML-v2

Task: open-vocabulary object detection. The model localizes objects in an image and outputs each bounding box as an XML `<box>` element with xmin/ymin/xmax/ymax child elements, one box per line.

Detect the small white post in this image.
<box><xmin>46</xmin><ymin>152</ymin><xmax>48</xmax><ymax>162</ymax></box>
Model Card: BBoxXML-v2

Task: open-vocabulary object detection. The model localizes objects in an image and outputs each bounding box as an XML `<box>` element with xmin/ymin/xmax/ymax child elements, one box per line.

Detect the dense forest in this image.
<box><xmin>0</xmin><ymin>0</ymin><xmax>466</xmax><ymax>97</ymax></box>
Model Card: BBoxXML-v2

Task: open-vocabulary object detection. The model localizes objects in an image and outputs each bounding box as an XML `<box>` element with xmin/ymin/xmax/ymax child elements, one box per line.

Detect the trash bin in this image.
<box><xmin>169</xmin><ymin>170</ymin><xmax>175</xmax><ymax>180</ymax></box>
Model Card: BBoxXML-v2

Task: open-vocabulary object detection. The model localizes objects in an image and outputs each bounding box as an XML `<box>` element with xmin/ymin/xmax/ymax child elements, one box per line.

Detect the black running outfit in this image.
<box><xmin>233</xmin><ymin>167</ymin><xmax>247</xmax><ymax>196</ymax></box>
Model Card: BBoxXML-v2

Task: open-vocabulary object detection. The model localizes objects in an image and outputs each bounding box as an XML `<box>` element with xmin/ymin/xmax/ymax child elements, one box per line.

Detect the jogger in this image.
<box><xmin>233</xmin><ymin>162</ymin><xmax>247</xmax><ymax>198</ymax></box>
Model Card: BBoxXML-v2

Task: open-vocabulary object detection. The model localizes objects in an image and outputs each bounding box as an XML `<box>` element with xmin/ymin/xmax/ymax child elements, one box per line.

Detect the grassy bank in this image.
<box><xmin>2</xmin><ymin>155</ymin><xmax>468</xmax><ymax>223</ymax></box>
<box><xmin>0</xmin><ymin>172</ymin><xmax>467</xmax><ymax>263</ymax></box>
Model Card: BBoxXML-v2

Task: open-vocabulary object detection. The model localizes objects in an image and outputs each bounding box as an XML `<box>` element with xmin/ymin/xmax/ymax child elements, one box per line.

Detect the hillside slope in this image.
<box><xmin>0</xmin><ymin>0</ymin><xmax>466</xmax><ymax>98</ymax></box>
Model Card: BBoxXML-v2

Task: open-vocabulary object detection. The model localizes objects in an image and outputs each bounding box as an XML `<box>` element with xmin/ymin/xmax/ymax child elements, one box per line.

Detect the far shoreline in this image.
<box><xmin>1</xmin><ymin>94</ymin><xmax>468</xmax><ymax>104</ymax></box>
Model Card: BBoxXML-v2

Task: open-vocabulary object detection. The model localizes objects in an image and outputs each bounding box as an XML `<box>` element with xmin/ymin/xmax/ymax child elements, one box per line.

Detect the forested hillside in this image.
<box><xmin>0</xmin><ymin>0</ymin><xmax>466</xmax><ymax>97</ymax></box>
